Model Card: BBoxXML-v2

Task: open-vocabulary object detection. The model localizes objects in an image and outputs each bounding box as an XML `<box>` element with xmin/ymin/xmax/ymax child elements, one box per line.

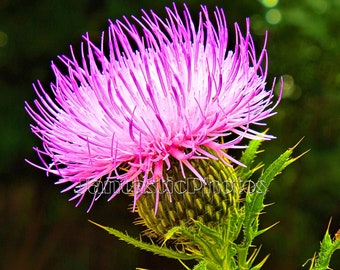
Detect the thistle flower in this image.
<box><xmin>25</xmin><ymin>4</ymin><xmax>281</xmax><ymax>211</ymax></box>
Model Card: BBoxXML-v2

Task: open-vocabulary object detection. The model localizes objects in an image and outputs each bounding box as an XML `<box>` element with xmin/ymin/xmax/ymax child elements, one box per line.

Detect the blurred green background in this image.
<box><xmin>0</xmin><ymin>0</ymin><xmax>339</xmax><ymax>269</ymax></box>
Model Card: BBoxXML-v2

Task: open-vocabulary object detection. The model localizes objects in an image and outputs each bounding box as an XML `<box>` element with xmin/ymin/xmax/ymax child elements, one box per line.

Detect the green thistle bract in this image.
<box><xmin>135</xmin><ymin>157</ymin><xmax>240</xmax><ymax>238</ymax></box>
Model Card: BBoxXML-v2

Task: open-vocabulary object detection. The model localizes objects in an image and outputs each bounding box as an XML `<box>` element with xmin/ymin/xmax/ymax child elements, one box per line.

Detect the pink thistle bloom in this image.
<box><xmin>25</xmin><ymin>4</ymin><xmax>281</xmax><ymax>211</ymax></box>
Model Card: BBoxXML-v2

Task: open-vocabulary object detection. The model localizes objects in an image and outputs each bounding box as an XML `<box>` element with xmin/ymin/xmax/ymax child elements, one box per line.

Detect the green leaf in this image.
<box><xmin>239</xmin><ymin>141</ymin><xmax>303</xmax><ymax>268</ymax></box>
<box><xmin>163</xmin><ymin>226</ymin><xmax>185</xmax><ymax>244</ymax></box>
<box><xmin>255</xmin><ymin>221</ymin><xmax>279</xmax><ymax>237</ymax></box>
<box><xmin>309</xmin><ymin>221</ymin><xmax>340</xmax><ymax>270</ymax></box>
<box><xmin>193</xmin><ymin>261</ymin><xmax>208</xmax><ymax>270</ymax></box>
<box><xmin>240</xmin><ymin>138</ymin><xmax>263</xmax><ymax>167</ymax></box>
<box><xmin>180</xmin><ymin>227</ymin><xmax>223</xmax><ymax>265</ymax></box>
<box><xmin>193</xmin><ymin>261</ymin><xmax>223</xmax><ymax>270</ymax></box>
<box><xmin>89</xmin><ymin>220</ymin><xmax>199</xmax><ymax>261</ymax></box>
<box><xmin>193</xmin><ymin>220</ymin><xmax>221</xmax><ymax>242</ymax></box>
<box><xmin>238</xmin><ymin>139</ymin><xmax>264</xmax><ymax>180</ymax></box>
<box><xmin>244</xmin><ymin>143</ymin><xmax>302</xmax><ymax>235</ymax></box>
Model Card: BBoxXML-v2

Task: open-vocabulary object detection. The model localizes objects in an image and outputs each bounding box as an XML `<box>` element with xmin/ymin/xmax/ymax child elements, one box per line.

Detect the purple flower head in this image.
<box><xmin>26</xmin><ymin>4</ymin><xmax>282</xmax><ymax>211</ymax></box>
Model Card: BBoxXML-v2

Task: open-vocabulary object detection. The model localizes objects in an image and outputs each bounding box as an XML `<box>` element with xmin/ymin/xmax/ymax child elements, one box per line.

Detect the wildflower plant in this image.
<box><xmin>26</xmin><ymin>3</ymin><xmax>339</xmax><ymax>269</ymax></box>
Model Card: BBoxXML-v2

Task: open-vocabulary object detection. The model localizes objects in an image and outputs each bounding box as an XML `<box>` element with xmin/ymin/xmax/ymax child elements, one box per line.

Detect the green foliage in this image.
<box><xmin>90</xmin><ymin>140</ymin><xmax>317</xmax><ymax>270</ymax></box>
<box><xmin>88</xmin><ymin>220</ymin><xmax>200</xmax><ymax>261</ymax></box>
<box><xmin>305</xmin><ymin>222</ymin><xmax>340</xmax><ymax>270</ymax></box>
<box><xmin>192</xmin><ymin>261</ymin><xmax>208</xmax><ymax>270</ymax></box>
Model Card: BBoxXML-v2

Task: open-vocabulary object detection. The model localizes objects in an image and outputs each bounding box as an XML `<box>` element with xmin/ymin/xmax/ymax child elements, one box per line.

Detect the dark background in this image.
<box><xmin>1</xmin><ymin>0</ymin><xmax>339</xmax><ymax>269</ymax></box>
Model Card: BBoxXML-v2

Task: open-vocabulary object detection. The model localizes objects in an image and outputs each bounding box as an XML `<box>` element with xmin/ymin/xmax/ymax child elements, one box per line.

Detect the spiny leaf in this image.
<box><xmin>242</xmin><ymin>147</ymin><xmax>293</xmax><ymax>248</ymax></box>
<box><xmin>240</xmin><ymin>138</ymin><xmax>264</xmax><ymax>167</ymax></box>
<box><xmin>193</xmin><ymin>220</ymin><xmax>221</xmax><ymax>242</ymax></box>
<box><xmin>255</xmin><ymin>222</ymin><xmax>280</xmax><ymax>237</ymax></box>
<box><xmin>309</xmin><ymin>220</ymin><xmax>340</xmax><ymax>269</ymax></box>
<box><xmin>240</xmin><ymin>142</ymin><xmax>303</xmax><ymax>263</ymax></box>
<box><xmin>176</xmin><ymin>226</ymin><xmax>226</xmax><ymax>266</ymax></box>
<box><xmin>163</xmin><ymin>226</ymin><xmax>184</xmax><ymax>244</ymax></box>
<box><xmin>89</xmin><ymin>220</ymin><xmax>199</xmax><ymax>261</ymax></box>
<box><xmin>245</xmin><ymin>144</ymin><xmax>299</xmax><ymax>223</ymax></box>
<box><xmin>238</xmin><ymin>139</ymin><xmax>264</xmax><ymax>180</ymax></box>
<box><xmin>193</xmin><ymin>261</ymin><xmax>223</xmax><ymax>270</ymax></box>
<box><xmin>193</xmin><ymin>261</ymin><xmax>208</xmax><ymax>270</ymax></box>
